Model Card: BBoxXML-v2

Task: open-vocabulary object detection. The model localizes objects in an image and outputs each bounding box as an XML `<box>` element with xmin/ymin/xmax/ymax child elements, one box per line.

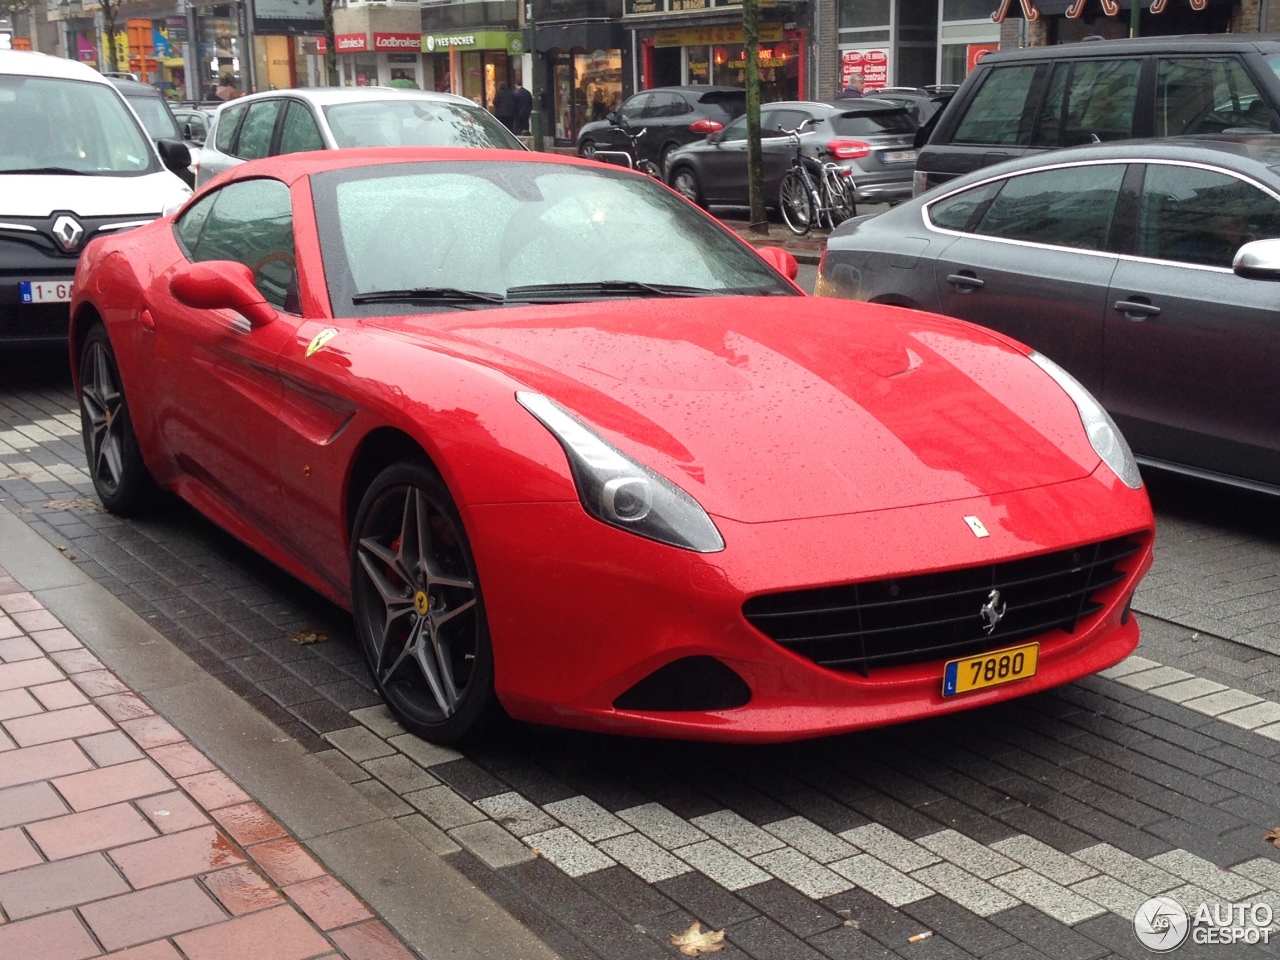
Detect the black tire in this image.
<box><xmin>78</xmin><ymin>324</ymin><xmax>158</xmax><ymax>516</ymax></box>
<box><xmin>350</xmin><ymin>461</ymin><xmax>499</xmax><ymax>744</ymax></box>
<box><xmin>779</xmin><ymin>170</ymin><xmax>814</xmax><ymax>237</ymax></box>
<box><xmin>636</xmin><ymin>158</ymin><xmax>662</xmax><ymax>180</ymax></box>
<box><xmin>670</xmin><ymin>165</ymin><xmax>705</xmax><ymax>207</ymax></box>
<box><xmin>579</xmin><ymin>138</ymin><xmax>597</xmax><ymax>159</ymax></box>
<box><xmin>659</xmin><ymin>142</ymin><xmax>678</xmax><ymax>175</ymax></box>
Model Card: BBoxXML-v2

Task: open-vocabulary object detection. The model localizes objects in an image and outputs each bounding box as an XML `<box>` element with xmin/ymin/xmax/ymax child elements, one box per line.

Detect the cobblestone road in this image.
<box><xmin>3</xmin><ymin>349</ymin><xmax>1280</xmax><ymax>960</ymax></box>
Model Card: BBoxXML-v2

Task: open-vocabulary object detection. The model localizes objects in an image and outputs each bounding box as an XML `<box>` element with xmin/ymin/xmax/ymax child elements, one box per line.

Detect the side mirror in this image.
<box><xmin>707</xmin><ymin>130</ymin><xmax>724</xmax><ymax>145</ymax></box>
<box><xmin>756</xmin><ymin>246</ymin><xmax>799</xmax><ymax>281</ymax></box>
<box><xmin>606</xmin><ymin>110</ymin><xmax>622</xmax><ymax>126</ymax></box>
<box><xmin>170</xmin><ymin>261</ymin><xmax>277</xmax><ymax>327</ymax></box>
<box><xmin>1233</xmin><ymin>238</ymin><xmax>1280</xmax><ymax>280</ymax></box>
<box><xmin>157</xmin><ymin>138</ymin><xmax>192</xmax><ymax>176</ymax></box>
<box><xmin>180</xmin><ymin>121</ymin><xmax>194</xmax><ymax>139</ymax></box>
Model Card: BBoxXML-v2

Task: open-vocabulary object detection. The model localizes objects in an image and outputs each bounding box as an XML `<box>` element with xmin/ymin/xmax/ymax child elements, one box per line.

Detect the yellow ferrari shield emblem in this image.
<box><xmin>305</xmin><ymin>327</ymin><xmax>338</xmax><ymax>358</ymax></box>
<box><xmin>414</xmin><ymin>591</ymin><xmax>430</xmax><ymax>616</ymax></box>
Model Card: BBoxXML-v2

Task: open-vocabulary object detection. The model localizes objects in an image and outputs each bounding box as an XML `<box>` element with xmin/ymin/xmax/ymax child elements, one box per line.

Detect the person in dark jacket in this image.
<box><xmin>493</xmin><ymin>82</ymin><xmax>517</xmax><ymax>131</ymax></box>
<box><xmin>513</xmin><ymin>81</ymin><xmax>533</xmax><ymax>134</ymax></box>
<box><xmin>838</xmin><ymin>73</ymin><xmax>865</xmax><ymax>99</ymax></box>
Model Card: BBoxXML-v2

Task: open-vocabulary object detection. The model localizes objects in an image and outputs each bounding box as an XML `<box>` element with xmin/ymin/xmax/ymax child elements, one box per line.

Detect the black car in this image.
<box><xmin>817</xmin><ymin>135</ymin><xmax>1280</xmax><ymax>492</ymax></box>
<box><xmin>664</xmin><ymin>99</ymin><xmax>918</xmax><ymax>210</ymax></box>
<box><xmin>110</xmin><ymin>78</ymin><xmax>195</xmax><ymax>186</ymax></box>
<box><xmin>914</xmin><ymin>35</ymin><xmax>1280</xmax><ymax>196</ymax></box>
<box><xmin>576</xmin><ymin>86</ymin><xmax>746</xmax><ymax>172</ymax></box>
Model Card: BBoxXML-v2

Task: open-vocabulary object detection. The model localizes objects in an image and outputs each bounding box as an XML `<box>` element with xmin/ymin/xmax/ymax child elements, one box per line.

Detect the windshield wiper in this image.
<box><xmin>504</xmin><ymin>280</ymin><xmax>731</xmax><ymax>300</ymax></box>
<box><xmin>0</xmin><ymin>167</ymin><xmax>91</xmax><ymax>176</ymax></box>
<box><xmin>352</xmin><ymin>287</ymin><xmax>506</xmax><ymax>305</ymax></box>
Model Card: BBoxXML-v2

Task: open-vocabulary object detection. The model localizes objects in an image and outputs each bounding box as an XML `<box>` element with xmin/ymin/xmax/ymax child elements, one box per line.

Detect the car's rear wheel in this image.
<box><xmin>78</xmin><ymin>325</ymin><xmax>157</xmax><ymax>516</ymax></box>
<box><xmin>350</xmin><ymin>462</ymin><xmax>498</xmax><ymax>744</ymax></box>
<box><xmin>671</xmin><ymin>166</ymin><xmax>705</xmax><ymax>207</ymax></box>
<box><xmin>579</xmin><ymin>139</ymin><xmax>597</xmax><ymax>159</ymax></box>
<box><xmin>659</xmin><ymin>142</ymin><xmax>678</xmax><ymax>174</ymax></box>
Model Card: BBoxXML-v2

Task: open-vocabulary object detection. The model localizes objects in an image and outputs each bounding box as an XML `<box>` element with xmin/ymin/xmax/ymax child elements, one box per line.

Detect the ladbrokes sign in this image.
<box><xmin>374</xmin><ymin>33</ymin><xmax>420</xmax><ymax>51</ymax></box>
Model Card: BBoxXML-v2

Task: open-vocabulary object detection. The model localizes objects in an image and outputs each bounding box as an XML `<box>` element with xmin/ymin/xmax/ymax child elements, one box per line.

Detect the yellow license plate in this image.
<box><xmin>942</xmin><ymin>642</ymin><xmax>1039</xmax><ymax>697</ymax></box>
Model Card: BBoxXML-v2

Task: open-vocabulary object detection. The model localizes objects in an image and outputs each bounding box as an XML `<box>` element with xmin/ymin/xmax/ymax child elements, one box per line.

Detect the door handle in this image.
<box><xmin>1113</xmin><ymin>298</ymin><xmax>1161</xmax><ymax>320</ymax></box>
<box><xmin>947</xmin><ymin>272</ymin><xmax>984</xmax><ymax>291</ymax></box>
<box><xmin>140</xmin><ymin>308</ymin><xmax>156</xmax><ymax>332</ymax></box>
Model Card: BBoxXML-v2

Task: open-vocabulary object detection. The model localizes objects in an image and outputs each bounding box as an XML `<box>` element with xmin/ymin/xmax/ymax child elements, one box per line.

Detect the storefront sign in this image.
<box><xmin>373</xmin><ymin>32</ymin><xmax>421</xmax><ymax>51</ymax></box>
<box><xmin>653</xmin><ymin>22</ymin><xmax>784</xmax><ymax>47</ymax></box>
<box><xmin>165</xmin><ymin>18</ymin><xmax>187</xmax><ymax>44</ymax></box>
<box><xmin>625</xmin><ymin>0</ymin><xmax>774</xmax><ymax>15</ymax></box>
<box><xmin>421</xmin><ymin>30</ymin><xmax>518</xmax><ymax>53</ymax></box>
<box><xmin>315</xmin><ymin>36</ymin><xmax>327</xmax><ymax>53</ymax></box>
<box><xmin>966</xmin><ymin>43</ymin><xmax>997</xmax><ymax>73</ymax></box>
<box><xmin>255</xmin><ymin>0</ymin><xmax>322</xmax><ymax>21</ymax></box>
<box><xmin>841</xmin><ymin>48</ymin><xmax>889</xmax><ymax>90</ymax></box>
<box><xmin>335</xmin><ymin>33</ymin><xmax>368</xmax><ymax>53</ymax></box>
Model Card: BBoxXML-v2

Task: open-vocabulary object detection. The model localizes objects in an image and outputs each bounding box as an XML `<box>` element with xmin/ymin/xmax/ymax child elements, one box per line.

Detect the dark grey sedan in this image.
<box><xmin>815</xmin><ymin>135</ymin><xmax>1280</xmax><ymax>492</ymax></box>
<box><xmin>664</xmin><ymin>99</ymin><xmax>918</xmax><ymax>210</ymax></box>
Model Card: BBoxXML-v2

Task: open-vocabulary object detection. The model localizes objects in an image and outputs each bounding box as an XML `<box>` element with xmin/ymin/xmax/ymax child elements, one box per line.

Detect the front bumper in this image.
<box><xmin>467</xmin><ymin>467</ymin><xmax>1154</xmax><ymax>742</ymax></box>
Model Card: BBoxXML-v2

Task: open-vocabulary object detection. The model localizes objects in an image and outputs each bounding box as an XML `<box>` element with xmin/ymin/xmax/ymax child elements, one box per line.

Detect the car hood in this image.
<box><xmin>0</xmin><ymin>170</ymin><xmax>189</xmax><ymax>217</ymax></box>
<box><xmin>369</xmin><ymin>298</ymin><xmax>1102</xmax><ymax>523</ymax></box>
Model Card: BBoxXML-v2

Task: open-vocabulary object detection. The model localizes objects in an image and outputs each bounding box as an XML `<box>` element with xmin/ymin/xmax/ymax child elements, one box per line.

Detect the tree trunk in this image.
<box><xmin>324</xmin><ymin>0</ymin><xmax>337</xmax><ymax>85</ymax></box>
<box><xmin>102</xmin><ymin>2</ymin><xmax>119</xmax><ymax>74</ymax></box>
<box><xmin>743</xmin><ymin>0</ymin><xmax>767</xmax><ymax>235</ymax></box>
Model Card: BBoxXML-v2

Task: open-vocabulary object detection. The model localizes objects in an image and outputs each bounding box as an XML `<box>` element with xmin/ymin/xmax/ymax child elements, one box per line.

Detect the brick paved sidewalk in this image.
<box><xmin>0</xmin><ymin>565</ymin><xmax>417</xmax><ymax>960</ymax></box>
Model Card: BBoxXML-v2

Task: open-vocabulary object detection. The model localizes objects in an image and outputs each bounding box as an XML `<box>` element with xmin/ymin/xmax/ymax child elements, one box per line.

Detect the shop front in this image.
<box><xmin>421</xmin><ymin>31</ymin><xmax>524</xmax><ymax>109</ymax></box>
<box><xmin>251</xmin><ymin>0</ymin><xmax>325</xmax><ymax>90</ymax></box>
<box><xmin>190</xmin><ymin>1</ymin><xmax>248</xmax><ymax>97</ymax></box>
<box><xmin>334</xmin><ymin>6</ymin><xmax>425</xmax><ymax>88</ymax></box>
<box><xmin>535</xmin><ymin>12</ymin><xmax>629</xmax><ymax>145</ymax></box>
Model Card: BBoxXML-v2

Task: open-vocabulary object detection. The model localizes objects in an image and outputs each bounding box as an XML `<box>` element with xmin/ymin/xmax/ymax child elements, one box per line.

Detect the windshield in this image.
<box><xmin>0</xmin><ymin>75</ymin><xmax>156</xmax><ymax>175</ymax></box>
<box><xmin>314</xmin><ymin>161</ymin><xmax>796</xmax><ymax>315</ymax></box>
<box><xmin>322</xmin><ymin>99</ymin><xmax>523</xmax><ymax>150</ymax></box>
<box><xmin>125</xmin><ymin>94</ymin><xmax>181</xmax><ymax>140</ymax></box>
<box><xmin>831</xmin><ymin>109</ymin><xmax>917</xmax><ymax>136</ymax></box>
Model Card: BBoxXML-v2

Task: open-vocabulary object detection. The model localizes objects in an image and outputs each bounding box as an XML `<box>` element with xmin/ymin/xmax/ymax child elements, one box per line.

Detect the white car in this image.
<box><xmin>0</xmin><ymin>51</ymin><xmax>192</xmax><ymax>346</ymax></box>
<box><xmin>195</xmin><ymin>87</ymin><xmax>525</xmax><ymax>189</ymax></box>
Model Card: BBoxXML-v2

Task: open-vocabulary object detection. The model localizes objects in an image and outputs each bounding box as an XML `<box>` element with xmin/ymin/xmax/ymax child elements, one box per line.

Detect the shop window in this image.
<box><xmin>840</xmin><ymin>0</ymin><xmax>890</xmax><ymax>30</ymax></box>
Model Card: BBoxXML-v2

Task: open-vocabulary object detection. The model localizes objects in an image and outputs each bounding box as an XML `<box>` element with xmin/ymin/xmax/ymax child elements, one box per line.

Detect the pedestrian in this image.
<box><xmin>215</xmin><ymin>75</ymin><xmax>240</xmax><ymax>101</ymax></box>
<box><xmin>513</xmin><ymin>80</ymin><xmax>533</xmax><ymax>134</ymax></box>
<box><xmin>838</xmin><ymin>72</ymin><xmax>865</xmax><ymax>99</ymax></box>
<box><xmin>493</xmin><ymin>81</ymin><xmax>517</xmax><ymax>131</ymax></box>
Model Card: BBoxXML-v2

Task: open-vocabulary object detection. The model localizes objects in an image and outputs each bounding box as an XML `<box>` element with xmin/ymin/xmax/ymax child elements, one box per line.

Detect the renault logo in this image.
<box><xmin>980</xmin><ymin>589</ymin><xmax>1006</xmax><ymax>634</ymax></box>
<box><xmin>52</xmin><ymin>215</ymin><xmax>85</xmax><ymax>252</ymax></box>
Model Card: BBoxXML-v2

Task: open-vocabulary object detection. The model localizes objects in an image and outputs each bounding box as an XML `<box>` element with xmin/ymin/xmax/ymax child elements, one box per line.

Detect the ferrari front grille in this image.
<box><xmin>743</xmin><ymin>536</ymin><xmax>1142</xmax><ymax>676</ymax></box>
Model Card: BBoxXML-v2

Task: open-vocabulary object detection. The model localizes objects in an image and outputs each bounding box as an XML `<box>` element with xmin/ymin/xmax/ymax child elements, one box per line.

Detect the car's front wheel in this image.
<box><xmin>670</xmin><ymin>166</ymin><xmax>705</xmax><ymax>207</ymax></box>
<box><xmin>579</xmin><ymin>138</ymin><xmax>597</xmax><ymax>159</ymax></box>
<box><xmin>350</xmin><ymin>461</ymin><xmax>498</xmax><ymax>744</ymax></box>
<box><xmin>78</xmin><ymin>324</ymin><xmax>157</xmax><ymax>515</ymax></box>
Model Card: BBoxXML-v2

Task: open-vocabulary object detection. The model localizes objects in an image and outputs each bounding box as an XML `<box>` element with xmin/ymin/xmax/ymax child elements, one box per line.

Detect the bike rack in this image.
<box><xmin>590</xmin><ymin>151</ymin><xmax>636</xmax><ymax>169</ymax></box>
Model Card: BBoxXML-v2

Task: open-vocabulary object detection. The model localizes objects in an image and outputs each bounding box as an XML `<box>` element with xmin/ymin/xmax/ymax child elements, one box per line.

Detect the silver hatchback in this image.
<box><xmin>196</xmin><ymin>87</ymin><xmax>524</xmax><ymax>189</ymax></box>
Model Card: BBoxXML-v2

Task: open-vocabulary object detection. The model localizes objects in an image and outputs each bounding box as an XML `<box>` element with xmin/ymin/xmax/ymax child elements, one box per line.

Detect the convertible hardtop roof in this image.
<box><xmin>197</xmin><ymin>147</ymin><xmax>634</xmax><ymax>190</ymax></box>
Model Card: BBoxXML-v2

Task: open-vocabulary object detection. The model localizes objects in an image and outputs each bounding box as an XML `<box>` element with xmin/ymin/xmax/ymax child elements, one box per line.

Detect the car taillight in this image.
<box><xmin>828</xmin><ymin>139</ymin><xmax>872</xmax><ymax>160</ymax></box>
<box><xmin>689</xmin><ymin>118</ymin><xmax>724</xmax><ymax>133</ymax></box>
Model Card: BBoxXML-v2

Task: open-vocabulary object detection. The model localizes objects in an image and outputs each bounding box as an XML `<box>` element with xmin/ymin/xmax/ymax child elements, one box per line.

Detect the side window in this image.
<box><xmin>1157</xmin><ymin>58</ymin><xmax>1269</xmax><ymax>136</ymax></box>
<box><xmin>974</xmin><ymin>163</ymin><xmax>1126</xmax><ymax>252</ymax></box>
<box><xmin>644</xmin><ymin>92</ymin><xmax>680</xmax><ymax>118</ymax></box>
<box><xmin>951</xmin><ymin>66</ymin><xmax>1040</xmax><ymax>146</ymax></box>
<box><xmin>191</xmin><ymin>179</ymin><xmax>298</xmax><ymax>311</ymax></box>
<box><xmin>277</xmin><ymin>101</ymin><xmax>325</xmax><ymax>155</ymax></box>
<box><xmin>1137</xmin><ymin>164</ymin><xmax>1280</xmax><ymax>269</ymax></box>
<box><xmin>214</xmin><ymin>103</ymin><xmax>247</xmax><ymax>153</ymax></box>
<box><xmin>761</xmin><ymin>109</ymin><xmax>804</xmax><ymax>137</ymax></box>
<box><xmin>1034</xmin><ymin>59</ymin><xmax>1141</xmax><ymax>148</ymax></box>
<box><xmin>927</xmin><ymin>183</ymin><xmax>996</xmax><ymax>232</ymax></box>
<box><xmin>174</xmin><ymin>192</ymin><xmax>219</xmax><ymax>255</ymax></box>
<box><xmin>720</xmin><ymin>115</ymin><xmax>748</xmax><ymax>141</ymax></box>
<box><xmin>619</xmin><ymin>94</ymin><xmax>649</xmax><ymax>121</ymax></box>
<box><xmin>235</xmin><ymin>99</ymin><xmax>283</xmax><ymax>160</ymax></box>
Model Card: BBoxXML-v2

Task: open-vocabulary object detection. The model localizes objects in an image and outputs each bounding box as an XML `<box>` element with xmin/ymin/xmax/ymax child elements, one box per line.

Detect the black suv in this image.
<box><xmin>576</xmin><ymin>86</ymin><xmax>747</xmax><ymax>173</ymax></box>
<box><xmin>914</xmin><ymin>35</ymin><xmax>1280</xmax><ymax>195</ymax></box>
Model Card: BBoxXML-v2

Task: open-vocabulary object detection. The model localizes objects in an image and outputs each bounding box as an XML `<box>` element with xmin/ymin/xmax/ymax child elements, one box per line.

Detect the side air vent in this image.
<box><xmin>614</xmin><ymin>657</ymin><xmax>751</xmax><ymax>712</ymax></box>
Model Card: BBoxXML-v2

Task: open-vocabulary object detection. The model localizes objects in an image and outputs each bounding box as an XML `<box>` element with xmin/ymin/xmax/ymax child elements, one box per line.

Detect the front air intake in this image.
<box><xmin>613</xmin><ymin>657</ymin><xmax>751</xmax><ymax>712</ymax></box>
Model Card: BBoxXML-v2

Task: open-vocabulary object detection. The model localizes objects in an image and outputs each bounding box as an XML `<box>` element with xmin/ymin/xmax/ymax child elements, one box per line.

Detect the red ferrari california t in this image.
<box><xmin>70</xmin><ymin>148</ymin><xmax>1154</xmax><ymax>744</ymax></box>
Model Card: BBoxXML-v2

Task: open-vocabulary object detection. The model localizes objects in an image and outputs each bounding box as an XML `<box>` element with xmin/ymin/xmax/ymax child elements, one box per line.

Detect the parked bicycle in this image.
<box><xmin>588</xmin><ymin>122</ymin><xmax>663</xmax><ymax>180</ymax></box>
<box><xmin>778</xmin><ymin>118</ymin><xmax>857</xmax><ymax>236</ymax></box>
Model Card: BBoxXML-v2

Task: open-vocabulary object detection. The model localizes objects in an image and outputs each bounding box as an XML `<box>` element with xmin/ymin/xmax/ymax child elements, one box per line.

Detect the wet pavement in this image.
<box><xmin>2</xmin><ymin>347</ymin><xmax>1280</xmax><ymax>960</ymax></box>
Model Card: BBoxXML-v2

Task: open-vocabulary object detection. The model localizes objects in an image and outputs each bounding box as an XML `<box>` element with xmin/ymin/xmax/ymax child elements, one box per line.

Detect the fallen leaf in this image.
<box><xmin>286</xmin><ymin>630</ymin><xmax>329</xmax><ymax>645</ymax></box>
<box><xmin>1265</xmin><ymin>827</ymin><xmax>1280</xmax><ymax>848</ymax></box>
<box><xmin>43</xmin><ymin>497</ymin><xmax>104</xmax><ymax>514</ymax></box>
<box><xmin>670</xmin><ymin>922</ymin><xmax>725</xmax><ymax>957</ymax></box>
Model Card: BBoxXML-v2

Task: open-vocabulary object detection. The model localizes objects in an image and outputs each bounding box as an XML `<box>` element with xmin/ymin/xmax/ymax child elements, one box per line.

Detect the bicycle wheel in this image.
<box><xmin>825</xmin><ymin>170</ymin><xmax>857</xmax><ymax>227</ymax></box>
<box><xmin>779</xmin><ymin>170</ymin><xmax>813</xmax><ymax>236</ymax></box>
<box><xmin>636</xmin><ymin>159</ymin><xmax>662</xmax><ymax>180</ymax></box>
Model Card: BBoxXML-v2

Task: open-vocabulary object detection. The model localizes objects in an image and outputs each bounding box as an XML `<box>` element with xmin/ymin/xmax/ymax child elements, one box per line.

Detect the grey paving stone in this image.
<box><xmin>544</xmin><ymin>795</ymin><xmax>632</xmax><ymax>842</ymax></box>
<box><xmin>361</xmin><ymin>753</ymin><xmax>439</xmax><ymax>794</ymax></box>
<box><xmin>751</xmin><ymin>846</ymin><xmax>852</xmax><ymax>900</ymax></box>
<box><xmin>617</xmin><ymin>802</ymin><xmax>708</xmax><ymax>849</ymax></box>
<box><xmin>841</xmin><ymin>824</ymin><xmax>941</xmax><ymax>873</ymax></box>
<box><xmin>524</xmin><ymin>826</ymin><xmax>615</xmax><ymax>878</ymax></box>
<box><xmin>322</xmin><ymin>724</ymin><xmax>395</xmax><ymax>762</ymax></box>
<box><xmin>1183</xmin><ymin>688</ymin><xmax>1265</xmax><ymax>717</ymax></box>
<box><xmin>450</xmin><ymin>820</ymin><xmax>536</xmax><ymax>869</ymax></box>
<box><xmin>584</xmin><ymin>865</ymin><xmax>678</xmax><ymax>924</ymax></box>
<box><xmin>1115</xmin><ymin>666</ymin><xmax>1195</xmax><ymax>691</ymax></box>
<box><xmin>917</xmin><ymin>829</ymin><xmax>1018</xmax><ymax>881</ymax></box>
<box><xmin>989</xmin><ymin>904</ymin><xmax>1109</xmax><ymax>960</ymax></box>
<box><xmin>352</xmin><ymin>777</ymin><xmax>413</xmax><ymax>817</ymax></box>
<box><xmin>431</xmin><ymin>758</ymin><xmax>510</xmax><ymax>802</ymax></box>
<box><xmin>1148</xmin><ymin>849</ymin><xmax>1265</xmax><ymax>900</ymax></box>
<box><xmin>1067</xmin><ymin>874</ymin><xmax>1146</xmax><ymax>920</ymax></box>
<box><xmin>692</xmin><ymin>810</ymin><xmax>786</xmax><ymax>858</ymax></box>
<box><xmin>656</xmin><ymin>872</ymin><xmax>758</xmax><ymax>930</ymax></box>
<box><xmin>910</xmin><ymin>862</ymin><xmax>1018</xmax><ymax>918</ymax></box>
<box><xmin>676</xmin><ymin>839</ymin><xmax>772</xmax><ymax>892</ymax></box>
<box><xmin>312</xmin><ymin>747</ymin><xmax>370</xmax><ymax>784</ymax></box>
<box><xmin>901</xmin><ymin>895</ymin><xmax>1018</xmax><ymax>957</ymax></box>
<box><xmin>1071</xmin><ymin>843</ymin><xmax>1179</xmax><ymax>895</ymax></box>
<box><xmin>598</xmin><ymin>831</ymin><xmax>691</xmax><ymax>883</ymax></box>
<box><xmin>396</xmin><ymin>812</ymin><xmax>461</xmax><ymax>856</ymax></box>
<box><xmin>475</xmin><ymin>790</ymin><xmax>560</xmax><ymax>839</ymax></box>
<box><xmin>726</xmin><ymin>915</ymin><xmax>829</xmax><ymax>960</ymax></box>
<box><xmin>737</xmin><ymin>879</ymin><xmax>843</xmax><ymax>939</ymax></box>
<box><xmin>990</xmin><ymin>836</ymin><xmax>1097</xmax><ymax>886</ymax></box>
<box><xmin>404</xmin><ymin>785</ymin><xmax>487</xmax><ymax>831</ymax></box>
<box><xmin>764</xmin><ymin>816</ymin><xmax>858</xmax><ymax>864</ymax></box>
<box><xmin>349</xmin><ymin>703</ymin><xmax>407</xmax><ymax>739</ymax></box>
<box><xmin>805</xmin><ymin>923</ymin><xmax>897</xmax><ymax>960</ymax></box>
<box><xmin>387</xmin><ymin>732</ymin><xmax>462</xmax><ymax>767</ymax></box>
<box><xmin>990</xmin><ymin>869</ymin><xmax>1105</xmax><ymax>926</ymax></box>
<box><xmin>829</xmin><ymin>855</ymin><xmax>932</xmax><ymax>908</ymax></box>
<box><xmin>1218</xmin><ymin>700</ymin><xmax>1280</xmax><ymax>730</ymax></box>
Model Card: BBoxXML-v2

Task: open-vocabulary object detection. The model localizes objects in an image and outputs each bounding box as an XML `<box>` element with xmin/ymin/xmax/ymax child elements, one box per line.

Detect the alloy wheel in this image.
<box><xmin>353</xmin><ymin>483</ymin><xmax>479</xmax><ymax>722</ymax></box>
<box><xmin>80</xmin><ymin>339</ymin><xmax>126</xmax><ymax>497</ymax></box>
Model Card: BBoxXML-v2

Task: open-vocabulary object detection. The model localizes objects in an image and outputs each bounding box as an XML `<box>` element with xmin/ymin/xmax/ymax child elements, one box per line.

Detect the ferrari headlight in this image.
<box><xmin>1029</xmin><ymin>352</ymin><xmax>1142</xmax><ymax>490</ymax></box>
<box><xmin>517</xmin><ymin>392</ymin><xmax>725</xmax><ymax>553</ymax></box>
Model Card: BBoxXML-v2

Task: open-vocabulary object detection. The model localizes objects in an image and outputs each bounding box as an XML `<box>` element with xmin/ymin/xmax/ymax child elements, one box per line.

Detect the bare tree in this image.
<box><xmin>743</xmin><ymin>0</ymin><xmax>767</xmax><ymax>235</ymax></box>
<box><xmin>0</xmin><ymin>0</ymin><xmax>43</xmax><ymax>33</ymax></box>
<box><xmin>323</xmin><ymin>0</ymin><xmax>336</xmax><ymax>84</ymax></box>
